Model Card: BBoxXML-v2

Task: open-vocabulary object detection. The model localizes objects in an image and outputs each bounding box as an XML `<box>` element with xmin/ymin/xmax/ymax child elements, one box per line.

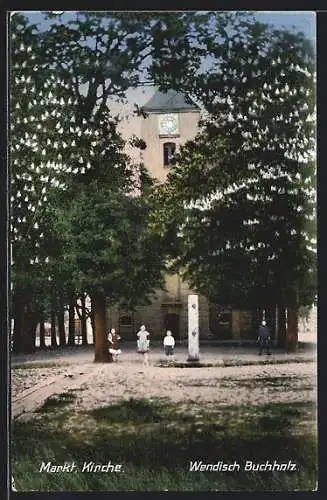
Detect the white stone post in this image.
<box><xmin>187</xmin><ymin>294</ymin><xmax>199</xmax><ymax>362</ymax></box>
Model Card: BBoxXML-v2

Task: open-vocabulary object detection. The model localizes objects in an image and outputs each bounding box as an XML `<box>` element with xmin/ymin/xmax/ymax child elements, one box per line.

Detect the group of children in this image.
<box><xmin>107</xmin><ymin>325</ymin><xmax>175</xmax><ymax>364</ymax></box>
<box><xmin>108</xmin><ymin>320</ymin><xmax>272</xmax><ymax>363</ymax></box>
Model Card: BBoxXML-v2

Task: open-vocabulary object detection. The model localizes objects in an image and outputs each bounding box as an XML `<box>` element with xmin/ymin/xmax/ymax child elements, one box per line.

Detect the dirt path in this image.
<box><xmin>12</xmin><ymin>354</ymin><xmax>316</xmax><ymax>423</ymax></box>
<box><xmin>12</xmin><ymin>363</ymin><xmax>98</xmax><ymax>420</ymax></box>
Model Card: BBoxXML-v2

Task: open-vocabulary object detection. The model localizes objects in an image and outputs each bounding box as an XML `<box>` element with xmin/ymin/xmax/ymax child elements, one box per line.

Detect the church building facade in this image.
<box><xmin>107</xmin><ymin>90</ymin><xmax>258</xmax><ymax>342</ymax></box>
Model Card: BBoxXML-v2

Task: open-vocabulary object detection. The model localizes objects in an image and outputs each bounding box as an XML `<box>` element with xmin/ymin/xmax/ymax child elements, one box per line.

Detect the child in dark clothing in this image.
<box><xmin>108</xmin><ymin>328</ymin><xmax>122</xmax><ymax>362</ymax></box>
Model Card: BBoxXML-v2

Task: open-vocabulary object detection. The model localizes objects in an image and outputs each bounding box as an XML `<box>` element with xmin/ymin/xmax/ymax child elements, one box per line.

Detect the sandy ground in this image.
<box><xmin>11</xmin><ymin>344</ymin><xmax>317</xmax><ymax>422</ymax></box>
<box><xmin>64</xmin><ymin>360</ymin><xmax>316</xmax><ymax>411</ymax></box>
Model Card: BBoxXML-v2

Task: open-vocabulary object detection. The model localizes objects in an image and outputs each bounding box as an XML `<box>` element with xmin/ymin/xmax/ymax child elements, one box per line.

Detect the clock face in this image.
<box><xmin>158</xmin><ymin>114</ymin><xmax>179</xmax><ymax>135</ymax></box>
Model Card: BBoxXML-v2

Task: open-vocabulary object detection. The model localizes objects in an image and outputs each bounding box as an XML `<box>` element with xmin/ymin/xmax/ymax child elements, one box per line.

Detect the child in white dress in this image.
<box><xmin>137</xmin><ymin>324</ymin><xmax>150</xmax><ymax>365</ymax></box>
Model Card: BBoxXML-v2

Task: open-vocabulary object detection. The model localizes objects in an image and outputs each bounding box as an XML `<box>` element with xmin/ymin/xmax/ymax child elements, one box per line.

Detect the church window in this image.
<box><xmin>163</xmin><ymin>142</ymin><xmax>176</xmax><ymax>166</ymax></box>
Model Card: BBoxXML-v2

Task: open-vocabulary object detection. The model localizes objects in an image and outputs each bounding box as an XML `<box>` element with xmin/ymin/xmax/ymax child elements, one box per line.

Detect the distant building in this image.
<box><xmin>107</xmin><ymin>89</ymin><xmax>257</xmax><ymax>341</ymax></box>
<box><xmin>298</xmin><ymin>305</ymin><xmax>317</xmax><ymax>343</ymax></box>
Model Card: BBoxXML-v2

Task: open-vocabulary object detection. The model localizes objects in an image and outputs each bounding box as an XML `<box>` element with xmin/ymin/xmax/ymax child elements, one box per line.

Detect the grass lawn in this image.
<box><xmin>12</xmin><ymin>396</ymin><xmax>317</xmax><ymax>492</ymax></box>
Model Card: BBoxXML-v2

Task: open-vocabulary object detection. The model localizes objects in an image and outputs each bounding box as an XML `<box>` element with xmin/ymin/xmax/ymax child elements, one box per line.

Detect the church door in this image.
<box><xmin>164</xmin><ymin>313</ymin><xmax>180</xmax><ymax>339</ymax></box>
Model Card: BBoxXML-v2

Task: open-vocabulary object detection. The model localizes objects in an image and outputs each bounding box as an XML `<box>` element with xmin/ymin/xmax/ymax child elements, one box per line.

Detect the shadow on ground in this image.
<box><xmin>12</xmin><ymin>397</ymin><xmax>317</xmax><ymax>492</ymax></box>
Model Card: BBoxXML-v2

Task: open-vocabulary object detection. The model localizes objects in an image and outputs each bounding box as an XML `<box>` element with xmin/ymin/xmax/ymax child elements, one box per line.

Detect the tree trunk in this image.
<box><xmin>286</xmin><ymin>308</ymin><xmax>298</xmax><ymax>353</ymax></box>
<box><xmin>90</xmin><ymin>301</ymin><xmax>95</xmax><ymax>345</ymax></box>
<box><xmin>274</xmin><ymin>305</ymin><xmax>279</xmax><ymax>345</ymax></box>
<box><xmin>23</xmin><ymin>304</ymin><xmax>37</xmax><ymax>353</ymax></box>
<box><xmin>92</xmin><ymin>293</ymin><xmax>111</xmax><ymax>362</ymax></box>
<box><xmin>277</xmin><ymin>307</ymin><xmax>287</xmax><ymax>348</ymax></box>
<box><xmin>12</xmin><ymin>290</ymin><xmax>24</xmax><ymax>354</ymax></box>
<box><xmin>51</xmin><ymin>293</ymin><xmax>58</xmax><ymax>348</ymax></box>
<box><xmin>58</xmin><ymin>293</ymin><xmax>66</xmax><ymax>347</ymax></box>
<box><xmin>39</xmin><ymin>315</ymin><xmax>46</xmax><ymax>349</ymax></box>
<box><xmin>29</xmin><ymin>311</ymin><xmax>38</xmax><ymax>352</ymax></box>
<box><xmin>12</xmin><ymin>290</ymin><xmax>36</xmax><ymax>353</ymax></box>
<box><xmin>81</xmin><ymin>294</ymin><xmax>88</xmax><ymax>345</ymax></box>
<box><xmin>67</xmin><ymin>296</ymin><xmax>75</xmax><ymax>346</ymax></box>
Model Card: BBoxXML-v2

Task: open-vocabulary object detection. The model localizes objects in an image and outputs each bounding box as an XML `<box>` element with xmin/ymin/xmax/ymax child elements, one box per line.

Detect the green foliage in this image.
<box><xmin>11</xmin><ymin>13</ymin><xmax>68</xmax><ymax>315</ymax></box>
<box><xmin>63</xmin><ymin>186</ymin><xmax>165</xmax><ymax>309</ymax></box>
<box><xmin>10</xmin><ymin>11</ymin><xmax>317</xmax><ymax>345</ymax></box>
<box><xmin>298</xmin><ymin>305</ymin><xmax>313</xmax><ymax>322</ymax></box>
<box><xmin>11</xmin><ymin>12</ymin><xmax>186</xmax><ymax>320</ymax></box>
<box><xmin>151</xmin><ymin>16</ymin><xmax>316</xmax><ymax>309</ymax></box>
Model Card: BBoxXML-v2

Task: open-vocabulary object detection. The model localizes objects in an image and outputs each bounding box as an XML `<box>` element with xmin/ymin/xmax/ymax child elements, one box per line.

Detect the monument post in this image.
<box><xmin>187</xmin><ymin>294</ymin><xmax>200</xmax><ymax>362</ymax></box>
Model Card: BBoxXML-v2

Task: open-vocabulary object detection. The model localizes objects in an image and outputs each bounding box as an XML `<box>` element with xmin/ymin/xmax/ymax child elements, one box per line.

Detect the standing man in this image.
<box><xmin>257</xmin><ymin>320</ymin><xmax>271</xmax><ymax>355</ymax></box>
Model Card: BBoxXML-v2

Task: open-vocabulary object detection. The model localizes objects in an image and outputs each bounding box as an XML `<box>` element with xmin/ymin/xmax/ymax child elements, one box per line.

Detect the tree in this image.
<box><xmin>9</xmin><ymin>12</ymin><xmax>168</xmax><ymax>352</ymax></box>
<box><xmin>15</xmin><ymin>11</ymin><xmax>215</xmax><ymax>360</ymax></box>
<box><xmin>61</xmin><ymin>176</ymin><xmax>166</xmax><ymax>361</ymax></box>
<box><xmin>75</xmin><ymin>293</ymin><xmax>89</xmax><ymax>345</ymax></box>
<box><xmin>10</xmin><ymin>14</ymin><xmax>70</xmax><ymax>352</ymax></box>
<box><xmin>12</xmin><ymin>11</ymin><xmax>316</xmax><ymax>356</ymax></box>
<box><xmin>150</xmin><ymin>16</ymin><xmax>316</xmax><ymax>350</ymax></box>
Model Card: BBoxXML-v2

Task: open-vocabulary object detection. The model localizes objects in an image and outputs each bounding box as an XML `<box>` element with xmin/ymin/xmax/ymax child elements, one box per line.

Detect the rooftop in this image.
<box><xmin>142</xmin><ymin>89</ymin><xmax>199</xmax><ymax>113</ymax></box>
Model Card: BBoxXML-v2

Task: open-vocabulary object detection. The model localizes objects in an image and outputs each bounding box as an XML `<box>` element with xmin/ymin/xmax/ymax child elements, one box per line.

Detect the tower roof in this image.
<box><xmin>143</xmin><ymin>89</ymin><xmax>199</xmax><ymax>113</ymax></box>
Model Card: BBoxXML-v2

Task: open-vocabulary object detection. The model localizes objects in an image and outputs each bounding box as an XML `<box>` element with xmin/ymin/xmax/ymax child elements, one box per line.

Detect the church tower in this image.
<box><xmin>141</xmin><ymin>89</ymin><xmax>200</xmax><ymax>182</ymax></box>
<box><xmin>106</xmin><ymin>89</ymin><xmax>209</xmax><ymax>341</ymax></box>
<box><xmin>128</xmin><ymin>90</ymin><xmax>210</xmax><ymax>340</ymax></box>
